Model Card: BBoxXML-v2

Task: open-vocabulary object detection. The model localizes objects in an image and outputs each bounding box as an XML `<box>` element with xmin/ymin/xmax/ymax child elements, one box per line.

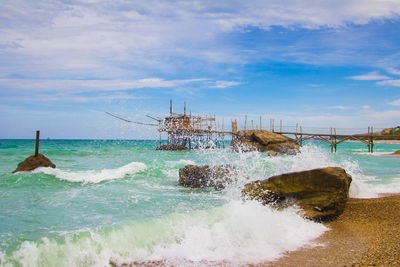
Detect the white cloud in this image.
<box><xmin>211</xmin><ymin>80</ymin><xmax>240</xmax><ymax>88</ymax></box>
<box><xmin>348</xmin><ymin>71</ymin><xmax>390</xmax><ymax>81</ymax></box>
<box><xmin>0</xmin><ymin>78</ymin><xmax>209</xmax><ymax>93</ymax></box>
<box><xmin>1</xmin><ymin>0</ymin><xmax>400</xmax><ymax>80</ymax></box>
<box><xmin>362</xmin><ymin>105</ymin><xmax>371</xmax><ymax>109</ymax></box>
<box><xmin>388</xmin><ymin>99</ymin><xmax>400</xmax><ymax>106</ymax></box>
<box><xmin>377</xmin><ymin>79</ymin><xmax>400</xmax><ymax>87</ymax></box>
<box><xmin>328</xmin><ymin>105</ymin><xmax>347</xmax><ymax>110</ymax></box>
<box><xmin>386</xmin><ymin>68</ymin><xmax>400</xmax><ymax>76</ymax></box>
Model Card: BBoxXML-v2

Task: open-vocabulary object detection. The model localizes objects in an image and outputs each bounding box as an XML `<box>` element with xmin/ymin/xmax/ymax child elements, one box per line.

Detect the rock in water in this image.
<box><xmin>13</xmin><ymin>154</ymin><xmax>56</xmax><ymax>173</ymax></box>
<box><xmin>231</xmin><ymin>130</ymin><xmax>300</xmax><ymax>155</ymax></box>
<box><xmin>179</xmin><ymin>164</ymin><xmax>243</xmax><ymax>190</ymax></box>
<box><xmin>390</xmin><ymin>150</ymin><xmax>400</xmax><ymax>155</ymax></box>
<box><xmin>242</xmin><ymin>167</ymin><xmax>352</xmax><ymax>222</ymax></box>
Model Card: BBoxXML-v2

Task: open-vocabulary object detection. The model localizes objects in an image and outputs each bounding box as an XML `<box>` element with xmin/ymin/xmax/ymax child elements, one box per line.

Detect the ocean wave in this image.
<box><xmin>3</xmin><ymin>201</ymin><xmax>327</xmax><ymax>267</ymax></box>
<box><xmin>32</xmin><ymin>162</ymin><xmax>147</xmax><ymax>183</ymax></box>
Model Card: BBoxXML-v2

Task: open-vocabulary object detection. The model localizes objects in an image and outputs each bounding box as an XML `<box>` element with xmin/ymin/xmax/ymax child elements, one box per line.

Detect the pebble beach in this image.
<box><xmin>269</xmin><ymin>194</ymin><xmax>400</xmax><ymax>266</ymax></box>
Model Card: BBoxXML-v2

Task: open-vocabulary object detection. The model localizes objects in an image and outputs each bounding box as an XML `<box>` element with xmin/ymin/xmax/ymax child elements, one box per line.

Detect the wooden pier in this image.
<box><xmin>106</xmin><ymin>102</ymin><xmax>399</xmax><ymax>152</ymax></box>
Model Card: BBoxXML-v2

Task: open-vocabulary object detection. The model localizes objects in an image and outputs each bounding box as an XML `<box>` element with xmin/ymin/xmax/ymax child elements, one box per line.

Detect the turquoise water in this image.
<box><xmin>0</xmin><ymin>140</ymin><xmax>399</xmax><ymax>266</ymax></box>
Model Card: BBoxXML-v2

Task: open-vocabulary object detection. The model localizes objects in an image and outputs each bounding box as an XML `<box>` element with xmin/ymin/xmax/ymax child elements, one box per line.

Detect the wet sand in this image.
<box><xmin>266</xmin><ymin>194</ymin><xmax>400</xmax><ymax>266</ymax></box>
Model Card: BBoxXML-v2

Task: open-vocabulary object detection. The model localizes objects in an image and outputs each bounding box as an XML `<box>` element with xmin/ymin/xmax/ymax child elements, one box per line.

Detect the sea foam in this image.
<box><xmin>32</xmin><ymin>161</ymin><xmax>147</xmax><ymax>183</ymax></box>
<box><xmin>5</xmin><ymin>201</ymin><xmax>327</xmax><ymax>267</ymax></box>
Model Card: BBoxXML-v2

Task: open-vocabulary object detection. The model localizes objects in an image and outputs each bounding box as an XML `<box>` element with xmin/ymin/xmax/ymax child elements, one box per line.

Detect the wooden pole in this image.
<box><xmin>300</xmin><ymin>126</ymin><xmax>303</xmax><ymax>146</ymax></box>
<box><xmin>251</xmin><ymin>120</ymin><xmax>254</xmax><ymax>130</ymax></box>
<box><xmin>334</xmin><ymin>128</ymin><xmax>337</xmax><ymax>152</ymax></box>
<box><xmin>368</xmin><ymin>126</ymin><xmax>371</xmax><ymax>152</ymax></box>
<box><xmin>260</xmin><ymin>116</ymin><xmax>262</xmax><ymax>130</ymax></box>
<box><xmin>244</xmin><ymin>115</ymin><xmax>247</xmax><ymax>131</ymax></box>
<box><xmin>280</xmin><ymin>120</ymin><xmax>282</xmax><ymax>133</ymax></box>
<box><xmin>371</xmin><ymin>126</ymin><xmax>374</xmax><ymax>153</ymax></box>
<box><xmin>35</xmin><ymin>130</ymin><xmax>40</xmax><ymax>156</ymax></box>
<box><xmin>272</xmin><ymin>119</ymin><xmax>274</xmax><ymax>132</ymax></box>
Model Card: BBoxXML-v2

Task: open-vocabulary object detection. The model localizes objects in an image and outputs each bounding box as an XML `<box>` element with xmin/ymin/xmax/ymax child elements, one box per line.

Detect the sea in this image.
<box><xmin>0</xmin><ymin>139</ymin><xmax>400</xmax><ymax>267</ymax></box>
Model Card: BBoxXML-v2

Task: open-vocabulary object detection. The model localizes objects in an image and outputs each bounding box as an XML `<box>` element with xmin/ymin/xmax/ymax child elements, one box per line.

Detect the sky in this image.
<box><xmin>0</xmin><ymin>0</ymin><xmax>400</xmax><ymax>139</ymax></box>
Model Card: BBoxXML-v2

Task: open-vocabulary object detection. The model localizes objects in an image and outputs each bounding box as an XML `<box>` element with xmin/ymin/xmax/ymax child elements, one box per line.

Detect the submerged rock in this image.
<box><xmin>242</xmin><ymin>167</ymin><xmax>352</xmax><ymax>222</ymax></box>
<box><xmin>179</xmin><ymin>164</ymin><xmax>243</xmax><ymax>190</ymax></box>
<box><xmin>156</xmin><ymin>144</ymin><xmax>188</xmax><ymax>151</ymax></box>
<box><xmin>13</xmin><ymin>153</ymin><xmax>56</xmax><ymax>173</ymax></box>
<box><xmin>231</xmin><ymin>130</ymin><xmax>300</xmax><ymax>155</ymax></box>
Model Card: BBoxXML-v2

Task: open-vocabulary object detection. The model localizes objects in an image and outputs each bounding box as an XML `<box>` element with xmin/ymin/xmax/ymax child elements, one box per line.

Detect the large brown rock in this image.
<box><xmin>242</xmin><ymin>167</ymin><xmax>352</xmax><ymax>222</ymax></box>
<box><xmin>231</xmin><ymin>130</ymin><xmax>300</xmax><ymax>155</ymax></box>
<box><xmin>179</xmin><ymin>164</ymin><xmax>243</xmax><ymax>190</ymax></box>
<box><xmin>13</xmin><ymin>154</ymin><xmax>56</xmax><ymax>173</ymax></box>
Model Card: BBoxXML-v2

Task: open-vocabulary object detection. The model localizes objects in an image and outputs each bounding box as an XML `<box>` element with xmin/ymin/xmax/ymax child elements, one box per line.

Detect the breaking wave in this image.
<box><xmin>32</xmin><ymin>162</ymin><xmax>147</xmax><ymax>183</ymax></box>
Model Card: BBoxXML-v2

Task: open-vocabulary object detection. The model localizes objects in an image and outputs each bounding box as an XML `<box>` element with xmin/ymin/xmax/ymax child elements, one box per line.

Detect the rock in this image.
<box><xmin>242</xmin><ymin>167</ymin><xmax>352</xmax><ymax>222</ymax></box>
<box><xmin>390</xmin><ymin>150</ymin><xmax>400</xmax><ymax>155</ymax></box>
<box><xmin>231</xmin><ymin>130</ymin><xmax>300</xmax><ymax>155</ymax></box>
<box><xmin>13</xmin><ymin>153</ymin><xmax>56</xmax><ymax>173</ymax></box>
<box><xmin>179</xmin><ymin>164</ymin><xmax>243</xmax><ymax>190</ymax></box>
<box><xmin>156</xmin><ymin>144</ymin><xmax>188</xmax><ymax>151</ymax></box>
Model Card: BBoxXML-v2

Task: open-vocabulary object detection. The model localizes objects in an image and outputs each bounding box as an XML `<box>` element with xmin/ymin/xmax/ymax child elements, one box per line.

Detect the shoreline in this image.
<box><xmin>265</xmin><ymin>194</ymin><xmax>400</xmax><ymax>266</ymax></box>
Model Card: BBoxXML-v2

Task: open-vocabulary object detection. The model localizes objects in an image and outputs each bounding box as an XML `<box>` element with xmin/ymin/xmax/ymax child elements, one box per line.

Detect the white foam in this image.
<box><xmin>4</xmin><ymin>201</ymin><xmax>327</xmax><ymax>267</ymax></box>
<box><xmin>33</xmin><ymin>162</ymin><xmax>147</xmax><ymax>183</ymax></box>
<box><xmin>166</xmin><ymin>159</ymin><xmax>196</xmax><ymax>167</ymax></box>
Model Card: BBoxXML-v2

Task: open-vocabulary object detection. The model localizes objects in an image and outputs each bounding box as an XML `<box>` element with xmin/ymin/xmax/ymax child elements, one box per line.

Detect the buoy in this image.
<box><xmin>12</xmin><ymin>130</ymin><xmax>56</xmax><ymax>173</ymax></box>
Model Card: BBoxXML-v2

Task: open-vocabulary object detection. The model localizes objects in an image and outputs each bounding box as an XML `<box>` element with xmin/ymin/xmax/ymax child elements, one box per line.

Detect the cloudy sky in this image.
<box><xmin>1</xmin><ymin>0</ymin><xmax>400</xmax><ymax>139</ymax></box>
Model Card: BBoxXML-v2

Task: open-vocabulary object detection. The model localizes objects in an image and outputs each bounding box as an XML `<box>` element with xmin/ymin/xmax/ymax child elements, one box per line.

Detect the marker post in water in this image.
<box><xmin>12</xmin><ymin>130</ymin><xmax>56</xmax><ymax>173</ymax></box>
<box><xmin>35</xmin><ymin>130</ymin><xmax>40</xmax><ymax>156</ymax></box>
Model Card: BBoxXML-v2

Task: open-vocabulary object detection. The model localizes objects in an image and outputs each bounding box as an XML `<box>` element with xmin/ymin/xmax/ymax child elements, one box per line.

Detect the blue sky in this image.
<box><xmin>0</xmin><ymin>0</ymin><xmax>400</xmax><ymax>139</ymax></box>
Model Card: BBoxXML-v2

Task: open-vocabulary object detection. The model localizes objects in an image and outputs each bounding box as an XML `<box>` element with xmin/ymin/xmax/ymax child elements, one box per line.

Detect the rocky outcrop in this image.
<box><xmin>13</xmin><ymin>154</ymin><xmax>56</xmax><ymax>173</ymax></box>
<box><xmin>231</xmin><ymin>130</ymin><xmax>300</xmax><ymax>155</ymax></box>
<box><xmin>179</xmin><ymin>164</ymin><xmax>243</xmax><ymax>190</ymax></box>
<box><xmin>156</xmin><ymin>144</ymin><xmax>188</xmax><ymax>151</ymax></box>
<box><xmin>390</xmin><ymin>150</ymin><xmax>400</xmax><ymax>155</ymax></box>
<box><xmin>242</xmin><ymin>167</ymin><xmax>352</xmax><ymax>222</ymax></box>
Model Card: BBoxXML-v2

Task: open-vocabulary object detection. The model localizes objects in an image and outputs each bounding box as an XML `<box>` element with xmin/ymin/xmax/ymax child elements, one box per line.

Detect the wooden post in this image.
<box><xmin>330</xmin><ymin>128</ymin><xmax>333</xmax><ymax>153</ymax></box>
<box><xmin>170</xmin><ymin>99</ymin><xmax>172</xmax><ymax>115</ymax></box>
<box><xmin>35</xmin><ymin>130</ymin><xmax>40</xmax><ymax>156</ymax></box>
<box><xmin>371</xmin><ymin>126</ymin><xmax>374</xmax><ymax>153</ymax></box>
<box><xmin>244</xmin><ymin>115</ymin><xmax>247</xmax><ymax>131</ymax></box>
<box><xmin>260</xmin><ymin>116</ymin><xmax>262</xmax><ymax>130</ymax></box>
<box><xmin>334</xmin><ymin>128</ymin><xmax>337</xmax><ymax>152</ymax></box>
<box><xmin>300</xmin><ymin>126</ymin><xmax>303</xmax><ymax>146</ymax></box>
<box><xmin>251</xmin><ymin>120</ymin><xmax>254</xmax><ymax>130</ymax></box>
<box><xmin>272</xmin><ymin>119</ymin><xmax>274</xmax><ymax>132</ymax></box>
<box><xmin>368</xmin><ymin>126</ymin><xmax>371</xmax><ymax>152</ymax></box>
<box><xmin>280</xmin><ymin>120</ymin><xmax>282</xmax><ymax>133</ymax></box>
<box><xmin>159</xmin><ymin>132</ymin><xmax>162</xmax><ymax>146</ymax></box>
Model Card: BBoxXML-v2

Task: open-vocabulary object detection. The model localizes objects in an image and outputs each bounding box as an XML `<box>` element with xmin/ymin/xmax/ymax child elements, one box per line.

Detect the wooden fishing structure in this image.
<box><xmin>106</xmin><ymin>102</ymin><xmax>398</xmax><ymax>152</ymax></box>
<box><xmin>152</xmin><ymin>100</ymin><xmax>233</xmax><ymax>149</ymax></box>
